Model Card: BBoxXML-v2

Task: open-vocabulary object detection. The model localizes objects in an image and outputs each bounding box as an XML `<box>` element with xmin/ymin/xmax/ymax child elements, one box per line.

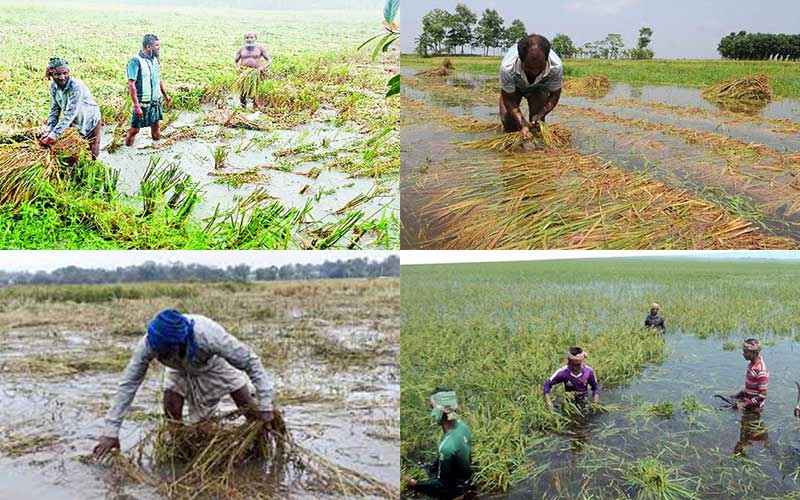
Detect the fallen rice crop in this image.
<box><xmin>702</xmin><ymin>73</ymin><xmax>772</xmax><ymax>106</ymax></box>
<box><xmin>562</xmin><ymin>74</ymin><xmax>611</xmax><ymax>97</ymax></box>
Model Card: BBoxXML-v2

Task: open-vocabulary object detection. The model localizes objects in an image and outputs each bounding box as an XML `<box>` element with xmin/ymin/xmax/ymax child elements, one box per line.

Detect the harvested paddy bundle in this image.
<box><xmin>562</xmin><ymin>74</ymin><xmax>611</xmax><ymax>97</ymax></box>
<box><xmin>0</xmin><ymin>128</ymin><xmax>88</xmax><ymax>205</ymax></box>
<box><xmin>416</xmin><ymin>58</ymin><xmax>454</xmax><ymax>77</ymax></box>
<box><xmin>702</xmin><ymin>73</ymin><xmax>772</xmax><ymax>109</ymax></box>
<box><xmin>233</xmin><ymin>67</ymin><xmax>270</xmax><ymax>101</ymax></box>
<box><xmin>112</xmin><ymin>409</ymin><xmax>395</xmax><ymax>499</ymax></box>
<box><xmin>205</xmin><ymin>109</ymin><xmax>269</xmax><ymax>130</ymax></box>
<box><xmin>461</xmin><ymin>122</ymin><xmax>571</xmax><ymax>152</ymax></box>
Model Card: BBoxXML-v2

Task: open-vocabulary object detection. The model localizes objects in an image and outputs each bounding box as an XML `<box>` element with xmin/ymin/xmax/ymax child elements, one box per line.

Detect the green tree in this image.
<box><xmin>551</xmin><ymin>33</ymin><xmax>577</xmax><ymax>58</ymax></box>
<box><xmin>445</xmin><ymin>3</ymin><xmax>478</xmax><ymax>55</ymax></box>
<box><xmin>421</xmin><ymin>8</ymin><xmax>451</xmax><ymax>54</ymax></box>
<box><xmin>605</xmin><ymin>33</ymin><xmax>624</xmax><ymax>59</ymax></box>
<box><xmin>637</xmin><ymin>27</ymin><xmax>653</xmax><ymax>49</ymax></box>
<box><xmin>475</xmin><ymin>8</ymin><xmax>504</xmax><ymax>56</ymax></box>
<box><xmin>503</xmin><ymin>19</ymin><xmax>527</xmax><ymax>51</ymax></box>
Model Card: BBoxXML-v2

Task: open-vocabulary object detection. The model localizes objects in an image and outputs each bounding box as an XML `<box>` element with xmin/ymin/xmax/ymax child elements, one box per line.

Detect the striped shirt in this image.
<box><xmin>742</xmin><ymin>356</ymin><xmax>768</xmax><ymax>409</ymax></box>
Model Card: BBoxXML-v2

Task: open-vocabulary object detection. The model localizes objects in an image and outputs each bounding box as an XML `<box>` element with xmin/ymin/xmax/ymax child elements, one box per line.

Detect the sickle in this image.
<box><xmin>714</xmin><ymin>394</ymin><xmax>734</xmax><ymax>407</ymax></box>
<box><xmin>795</xmin><ymin>381</ymin><xmax>800</xmax><ymax>407</ymax></box>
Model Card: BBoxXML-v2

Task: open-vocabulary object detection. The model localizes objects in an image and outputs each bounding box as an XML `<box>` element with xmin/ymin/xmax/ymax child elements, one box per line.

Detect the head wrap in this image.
<box><xmin>46</xmin><ymin>57</ymin><xmax>69</xmax><ymax>79</ymax></box>
<box><xmin>147</xmin><ymin>309</ymin><xmax>196</xmax><ymax>359</ymax></box>
<box><xmin>651</xmin><ymin>303</ymin><xmax>661</xmax><ymax>311</ymax></box>
<box><xmin>567</xmin><ymin>349</ymin><xmax>588</xmax><ymax>363</ymax></box>
<box><xmin>742</xmin><ymin>338</ymin><xmax>762</xmax><ymax>353</ymax></box>
<box><xmin>430</xmin><ymin>390</ymin><xmax>458</xmax><ymax>425</ymax></box>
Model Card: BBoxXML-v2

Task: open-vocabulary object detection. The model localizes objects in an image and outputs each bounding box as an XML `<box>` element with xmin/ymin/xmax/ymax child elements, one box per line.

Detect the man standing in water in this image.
<box><xmin>644</xmin><ymin>303</ymin><xmax>666</xmax><ymax>332</ymax></box>
<box><xmin>125</xmin><ymin>34</ymin><xmax>172</xmax><ymax>146</ymax></box>
<box><xmin>544</xmin><ymin>347</ymin><xmax>599</xmax><ymax>410</ymax></box>
<box><xmin>93</xmin><ymin>309</ymin><xmax>274</xmax><ymax>459</ymax></box>
<box><xmin>406</xmin><ymin>388</ymin><xmax>473</xmax><ymax>500</ymax></box>
<box><xmin>732</xmin><ymin>338</ymin><xmax>769</xmax><ymax>410</ymax></box>
<box><xmin>234</xmin><ymin>32</ymin><xmax>272</xmax><ymax>108</ymax></box>
<box><xmin>499</xmin><ymin>34</ymin><xmax>563</xmax><ymax>140</ymax></box>
<box><xmin>40</xmin><ymin>58</ymin><xmax>102</xmax><ymax>160</ymax></box>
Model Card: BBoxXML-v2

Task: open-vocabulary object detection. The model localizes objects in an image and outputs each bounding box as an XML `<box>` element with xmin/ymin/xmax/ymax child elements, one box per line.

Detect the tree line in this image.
<box><xmin>718</xmin><ymin>31</ymin><xmax>800</xmax><ymax>60</ymax></box>
<box><xmin>0</xmin><ymin>256</ymin><xmax>400</xmax><ymax>286</ymax></box>
<box><xmin>415</xmin><ymin>5</ymin><xmax>655</xmax><ymax>60</ymax></box>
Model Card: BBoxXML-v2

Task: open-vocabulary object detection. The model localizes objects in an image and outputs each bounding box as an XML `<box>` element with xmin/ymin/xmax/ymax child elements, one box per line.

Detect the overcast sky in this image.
<box><xmin>0</xmin><ymin>251</ymin><xmax>397</xmax><ymax>272</ymax></box>
<box><xmin>400</xmin><ymin>250</ymin><xmax>800</xmax><ymax>265</ymax></box>
<box><xmin>401</xmin><ymin>0</ymin><xmax>800</xmax><ymax>59</ymax></box>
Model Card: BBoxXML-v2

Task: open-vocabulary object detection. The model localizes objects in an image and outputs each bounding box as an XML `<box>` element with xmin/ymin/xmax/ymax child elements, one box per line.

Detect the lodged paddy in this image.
<box><xmin>0</xmin><ymin>2</ymin><xmax>399</xmax><ymax>249</ymax></box>
<box><xmin>400</xmin><ymin>55</ymin><xmax>800</xmax><ymax>249</ymax></box>
<box><xmin>0</xmin><ymin>278</ymin><xmax>399</xmax><ymax>499</ymax></box>
<box><xmin>401</xmin><ymin>257</ymin><xmax>800</xmax><ymax>498</ymax></box>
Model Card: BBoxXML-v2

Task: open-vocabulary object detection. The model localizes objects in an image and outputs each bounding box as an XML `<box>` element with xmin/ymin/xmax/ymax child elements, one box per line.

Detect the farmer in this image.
<box><xmin>731</xmin><ymin>338</ymin><xmax>769</xmax><ymax>411</ymax></box>
<box><xmin>40</xmin><ymin>58</ymin><xmax>102</xmax><ymax>160</ymax></box>
<box><xmin>125</xmin><ymin>34</ymin><xmax>172</xmax><ymax>146</ymax></box>
<box><xmin>544</xmin><ymin>347</ymin><xmax>599</xmax><ymax>410</ymax></box>
<box><xmin>93</xmin><ymin>309</ymin><xmax>274</xmax><ymax>459</ymax></box>
<box><xmin>644</xmin><ymin>303</ymin><xmax>666</xmax><ymax>332</ymax></box>
<box><xmin>234</xmin><ymin>32</ymin><xmax>272</xmax><ymax>108</ymax></box>
<box><xmin>406</xmin><ymin>388</ymin><xmax>473</xmax><ymax>500</ymax></box>
<box><xmin>499</xmin><ymin>34</ymin><xmax>563</xmax><ymax>139</ymax></box>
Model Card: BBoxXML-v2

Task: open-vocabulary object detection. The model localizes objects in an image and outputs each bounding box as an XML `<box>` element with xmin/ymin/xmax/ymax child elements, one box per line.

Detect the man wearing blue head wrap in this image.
<box><xmin>93</xmin><ymin>309</ymin><xmax>274</xmax><ymax>459</ymax></box>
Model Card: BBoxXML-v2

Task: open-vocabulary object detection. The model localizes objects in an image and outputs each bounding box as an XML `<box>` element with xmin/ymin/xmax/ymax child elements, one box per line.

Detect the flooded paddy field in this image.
<box><xmin>401</xmin><ymin>258</ymin><xmax>800</xmax><ymax>499</ymax></box>
<box><xmin>0</xmin><ymin>2</ymin><xmax>399</xmax><ymax>249</ymax></box>
<box><xmin>400</xmin><ymin>57</ymin><xmax>800</xmax><ymax>249</ymax></box>
<box><xmin>0</xmin><ymin>278</ymin><xmax>399</xmax><ymax>499</ymax></box>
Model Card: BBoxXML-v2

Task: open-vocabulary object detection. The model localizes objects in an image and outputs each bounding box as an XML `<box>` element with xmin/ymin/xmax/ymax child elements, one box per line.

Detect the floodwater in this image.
<box><xmin>401</xmin><ymin>70</ymin><xmax>800</xmax><ymax>247</ymax></box>
<box><xmin>96</xmin><ymin>104</ymin><xmax>398</xmax><ymax>244</ymax></box>
<box><xmin>505</xmin><ymin>331</ymin><xmax>800</xmax><ymax>499</ymax></box>
<box><xmin>0</xmin><ymin>324</ymin><xmax>399</xmax><ymax>499</ymax></box>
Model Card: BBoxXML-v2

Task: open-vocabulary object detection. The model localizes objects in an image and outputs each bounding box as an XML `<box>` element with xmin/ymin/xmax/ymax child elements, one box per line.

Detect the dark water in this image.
<box><xmin>504</xmin><ymin>331</ymin><xmax>800</xmax><ymax>499</ymax></box>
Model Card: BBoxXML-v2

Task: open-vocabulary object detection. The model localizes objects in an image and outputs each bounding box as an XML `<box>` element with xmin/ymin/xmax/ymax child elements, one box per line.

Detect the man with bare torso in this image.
<box><xmin>234</xmin><ymin>33</ymin><xmax>272</xmax><ymax>108</ymax></box>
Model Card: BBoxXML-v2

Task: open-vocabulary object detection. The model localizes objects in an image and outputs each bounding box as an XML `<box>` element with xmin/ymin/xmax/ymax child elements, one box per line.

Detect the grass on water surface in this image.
<box><xmin>401</xmin><ymin>258</ymin><xmax>800</xmax><ymax>493</ymax></box>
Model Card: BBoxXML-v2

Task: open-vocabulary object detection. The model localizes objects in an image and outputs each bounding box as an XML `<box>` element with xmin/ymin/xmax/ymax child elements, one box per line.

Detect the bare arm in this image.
<box><xmin>501</xmin><ymin>89</ymin><xmax>531</xmax><ymax>132</ymax></box>
<box><xmin>234</xmin><ymin>47</ymin><xmax>242</xmax><ymax>64</ymax></box>
<box><xmin>531</xmin><ymin>89</ymin><xmax>561</xmax><ymax>123</ymax></box>
<box><xmin>128</xmin><ymin>80</ymin><xmax>141</xmax><ymax>111</ymax></box>
<box><xmin>260</xmin><ymin>46</ymin><xmax>271</xmax><ymax>69</ymax></box>
<box><xmin>159</xmin><ymin>80</ymin><xmax>171</xmax><ymax>105</ymax></box>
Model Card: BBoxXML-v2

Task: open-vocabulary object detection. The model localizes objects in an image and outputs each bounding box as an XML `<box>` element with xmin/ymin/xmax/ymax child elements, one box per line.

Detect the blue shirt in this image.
<box><xmin>126</xmin><ymin>51</ymin><xmax>162</xmax><ymax>104</ymax></box>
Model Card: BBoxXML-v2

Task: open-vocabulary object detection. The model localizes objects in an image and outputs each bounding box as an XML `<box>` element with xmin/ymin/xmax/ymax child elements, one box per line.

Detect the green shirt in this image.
<box><xmin>420</xmin><ymin>420</ymin><xmax>473</xmax><ymax>490</ymax></box>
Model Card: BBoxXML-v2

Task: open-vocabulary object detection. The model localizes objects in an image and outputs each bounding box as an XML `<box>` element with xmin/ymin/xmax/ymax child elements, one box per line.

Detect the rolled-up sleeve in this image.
<box><xmin>547</xmin><ymin>65</ymin><xmax>563</xmax><ymax>92</ymax></box>
<box><xmin>205</xmin><ymin>323</ymin><xmax>274</xmax><ymax>412</ymax></box>
<box><xmin>500</xmin><ymin>66</ymin><xmax>516</xmax><ymax>94</ymax></box>
<box><xmin>102</xmin><ymin>335</ymin><xmax>155</xmax><ymax>438</ymax></box>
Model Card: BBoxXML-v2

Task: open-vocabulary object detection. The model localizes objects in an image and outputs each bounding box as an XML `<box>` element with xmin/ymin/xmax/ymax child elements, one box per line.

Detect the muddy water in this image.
<box><xmin>505</xmin><ymin>331</ymin><xmax>800</xmax><ymax>498</ymax></box>
<box><xmin>401</xmin><ymin>78</ymin><xmax>800</xmax><ymax>246</ymax></box>
<box><xmin>95</xmin><ymin>106</ymin><xmax>398</xmax><ymax>235</ymax></box>
<box><xmin>0</xmin><ymin>326</ymin><xmax>399</xmax><ymax>499</ymax></box>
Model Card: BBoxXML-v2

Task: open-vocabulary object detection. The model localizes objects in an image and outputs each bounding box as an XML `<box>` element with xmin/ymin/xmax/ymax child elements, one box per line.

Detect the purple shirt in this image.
<box><xmin>543</xmin><ymin>365</ymin><xmax>599</xmax><ymax>399</ymax></box>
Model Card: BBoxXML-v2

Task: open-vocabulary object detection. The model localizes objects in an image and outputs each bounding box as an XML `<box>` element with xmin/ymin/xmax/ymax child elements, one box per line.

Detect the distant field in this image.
<box><xmin>401</xmin><ymin>54</ymin><xmax>800</xmax><ymax>98</ymax></box>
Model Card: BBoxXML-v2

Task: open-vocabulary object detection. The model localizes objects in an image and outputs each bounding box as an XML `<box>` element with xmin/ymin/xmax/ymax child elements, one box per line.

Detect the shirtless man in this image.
<box><xmin>234</xmin><ymin>33</ymin><xmax>272</xmax><ymax>108</ymax></box>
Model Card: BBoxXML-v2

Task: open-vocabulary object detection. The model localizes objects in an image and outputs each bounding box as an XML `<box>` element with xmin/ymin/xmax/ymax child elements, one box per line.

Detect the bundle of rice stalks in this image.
<box><xmin>702</xmin><ymin>73</ymin><xmax>772</xmax><ymax>107</ymax></box>
<box><xmin>205</xmin><ymin>109</ymin><xmax>270</xmax><ymax>130</ymax></box>
<box><xmin>233</xmin><ymin>67</ymin><xmax>270</xmax><ymax>100</ymax></box>
<box><xmin>0</xmin><ymin>128</ymin><xmax>88</xmax><ymax>205</ymax></box>
<box><xmin>461</xmin><ymin>122</ymin><xmax>571</xmax><ymax>152</ymax></box>
<box><xmin>416</xmin><ymin>58</ymin><xmax>455</xmax><ymax>77</ymax></box>
<box><xmin>562</xmin><ymin>74</ymin><xmax>611</xmax><ymax>97</ymax></box>
<box><xmin>111</xmin><ymin>409</ymin><xmax>395</xmax><ymax>499</ymax></box>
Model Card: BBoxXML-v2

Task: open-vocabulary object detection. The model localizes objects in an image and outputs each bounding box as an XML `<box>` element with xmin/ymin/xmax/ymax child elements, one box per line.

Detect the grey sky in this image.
<box><xmin>400</xmin><ymin>250</ymin><xmax>800</xmax><ymax>265</ymax></box>
<box><xmin>401</xmin><ymin>0</ymin><xmax>800</xmax><ymax>59</ymax></box>
<box><xmin>0</xmin><ymin>251</ymin><xmax>397</xmax><ymax>272</ymax></box>
<box><xmin>25</xmin><ymin>0</ymin><xmax>382</xmax><ymax>10</ymax></box>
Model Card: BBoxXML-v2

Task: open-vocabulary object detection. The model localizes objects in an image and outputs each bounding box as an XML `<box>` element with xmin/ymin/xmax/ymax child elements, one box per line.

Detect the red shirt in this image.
<box><xmin>742</xmin><ymin>356</ymin><xmax>768</xmax><ymax>409</ymax></box>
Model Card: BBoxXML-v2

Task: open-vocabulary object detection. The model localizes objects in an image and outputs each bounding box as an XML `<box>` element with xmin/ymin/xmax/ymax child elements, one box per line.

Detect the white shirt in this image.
<box><xmin>500</xmin><ymin>46</ymin><xmax>563</xmax><ymax>94</ymax></box>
